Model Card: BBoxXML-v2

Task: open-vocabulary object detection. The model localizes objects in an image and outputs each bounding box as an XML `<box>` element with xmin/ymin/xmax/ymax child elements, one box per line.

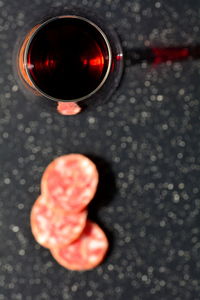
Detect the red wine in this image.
<box><xmin>26</xmin><ymin>16</ymin><xmax>111</xmax><ymax>101</ymax></box>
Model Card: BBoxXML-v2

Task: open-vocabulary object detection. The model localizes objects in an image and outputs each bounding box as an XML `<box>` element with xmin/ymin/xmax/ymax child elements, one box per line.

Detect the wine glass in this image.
<box><xmin>14</xmin><ymin>7</ymin><xmax>123</xmax><ymax>115</ymax></box>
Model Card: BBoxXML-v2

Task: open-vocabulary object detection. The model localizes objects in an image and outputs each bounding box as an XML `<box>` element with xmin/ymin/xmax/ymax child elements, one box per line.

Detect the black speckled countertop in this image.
<box><xmin>0</xmin><ymin>0</ymin><xmax>200</xmax><ymax>299</ymax></box>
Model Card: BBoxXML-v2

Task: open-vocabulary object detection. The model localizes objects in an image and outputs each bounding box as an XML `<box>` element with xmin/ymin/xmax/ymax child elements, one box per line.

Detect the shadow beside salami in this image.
<box><xmin>86</xmin><ymin>155</ymin><xmax>116</xmax><ymax>259</ymax></box>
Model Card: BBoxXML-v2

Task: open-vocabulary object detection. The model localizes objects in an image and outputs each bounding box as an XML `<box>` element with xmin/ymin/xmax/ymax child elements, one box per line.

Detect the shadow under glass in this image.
<box><xmin>26</xmin><ymin>17</ymin><xmax>111</xmax><ymax>101</ymax></box>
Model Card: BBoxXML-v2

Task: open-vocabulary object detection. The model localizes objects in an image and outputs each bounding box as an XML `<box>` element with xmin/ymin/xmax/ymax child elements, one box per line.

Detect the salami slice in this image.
<box><xmin>50</xmin><ymin>221</ymin><xmax>109</xmax><ymax>271</ymax></box>
<box><xmin>57</xmin><ymin>102</ymin><xmax>81</xmax><ymax>115</ymax></box>
<box><xmin>30</xmin><ymin>195</ymin><xmax>87</xmax><ymax>249</ymax></box>
<box><xmin>41</xmin><ymin>154</ymin><xmax>99</xmax><ymax>213</ymax></box>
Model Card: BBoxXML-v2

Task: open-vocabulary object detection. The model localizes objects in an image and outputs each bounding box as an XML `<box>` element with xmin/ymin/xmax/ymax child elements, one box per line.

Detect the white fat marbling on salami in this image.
<box><xmin>88</xmin><ymin>239</ymin><xmax>107</xmax><ymax>250</ymax></box>
<box><xmin>54</xmin><ymin>159</ymin><xmax>66</xmax><ymax>173</ymax></box>
<box><xmin>51</xmin><ymin>186</ymin><xmax>63</xmax><ymax>196</ymax></box>
<box><xmin>89</xmin><ymin>255</ymin><xmax>100</xmax><ymax>263</ymax></box>
<box><xmin>37</xmin><ymin>233</ymin><xmax>49</xmax><ymax>245</ymax></box>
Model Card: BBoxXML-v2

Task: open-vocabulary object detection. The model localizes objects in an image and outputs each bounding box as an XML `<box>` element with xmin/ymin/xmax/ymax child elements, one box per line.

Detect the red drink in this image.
<box><xmin>20</xmin><ymin>16</ymin><xmax>112</xmax><ymax>102</ymax></box>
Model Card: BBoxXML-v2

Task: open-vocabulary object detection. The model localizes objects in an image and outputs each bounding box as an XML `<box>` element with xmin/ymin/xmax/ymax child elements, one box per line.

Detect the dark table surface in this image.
<box><xmin>0</xmin><ymin>0</ymin><xmax>200</xmax><ymax>299</ymax></box>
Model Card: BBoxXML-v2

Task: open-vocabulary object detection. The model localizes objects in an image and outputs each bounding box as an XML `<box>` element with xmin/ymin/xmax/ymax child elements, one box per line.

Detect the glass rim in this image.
<box><xmin>23</xmin><ymin>15</ymin><xmax>113</xmax><ymax>103</ymax></box>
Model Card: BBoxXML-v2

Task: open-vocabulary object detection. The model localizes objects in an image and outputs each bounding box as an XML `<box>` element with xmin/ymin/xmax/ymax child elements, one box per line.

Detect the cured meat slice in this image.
<box><xmin>57</xmin><ymin>102</ymin><xmax>81</xmax><ymax>115</ymax></box>
<box><xmin>41</xmin><ymin>154</ymin><xmax>99</xmax><ymax>213</ymax></box>
<box><xmin>50</xmin><ymin>221</ymin><xmax>109</xmax><ymax>270</ymax></box>
<box><xmin>30</xmin><ymin>195</ymin><xmax>87</xmax><ymax>248</ymax></box>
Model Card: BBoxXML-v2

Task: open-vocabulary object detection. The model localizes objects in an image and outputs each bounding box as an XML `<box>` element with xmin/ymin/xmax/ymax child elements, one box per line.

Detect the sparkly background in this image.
<box><xmin>0</xmin><ymin>0</ymin><xmax>200</xmax><ymax>299</ymax></box>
